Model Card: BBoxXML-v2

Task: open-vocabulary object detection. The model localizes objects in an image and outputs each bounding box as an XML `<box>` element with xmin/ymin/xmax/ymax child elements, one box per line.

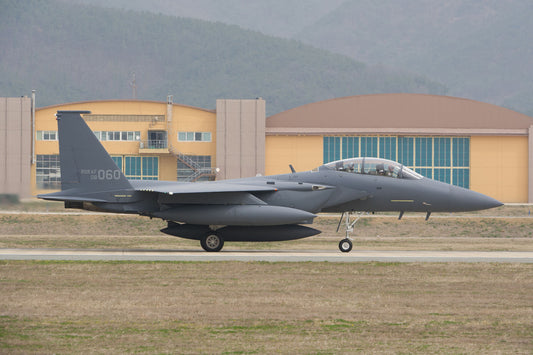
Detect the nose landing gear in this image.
<box><xmin>336</xmin><ymin>211</ymin><xmax>363</xmax><ymax>253</ymax></box>
<box><xmin>338</xmin><ymin>238</ymin><xmax>353</xmax><ymax>252</ymax></box>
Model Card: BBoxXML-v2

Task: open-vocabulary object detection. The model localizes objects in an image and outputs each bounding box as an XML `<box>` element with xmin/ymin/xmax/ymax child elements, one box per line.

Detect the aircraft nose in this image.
<box><xmin>449</xmin><ymin>186</ymin><xmax>503</xmax><ymax>211</ymax></box>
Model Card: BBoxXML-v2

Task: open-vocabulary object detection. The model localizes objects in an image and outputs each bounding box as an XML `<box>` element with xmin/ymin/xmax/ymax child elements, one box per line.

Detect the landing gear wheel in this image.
<box><xmin>339</xmin><ymin>238</ymin><xmax>353</xmax><ymax>253</ymax></box>
<box><xmin>201</xmin><ymin>233</ymin><xmax>224</xmax><ymax>252</ymax></box>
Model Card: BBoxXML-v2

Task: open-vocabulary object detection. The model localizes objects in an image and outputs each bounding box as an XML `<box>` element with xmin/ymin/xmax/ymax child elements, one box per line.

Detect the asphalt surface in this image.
<box><xmin>1</xmin><ymin>248</ymin><xmax>532</xmax><ymax>263</ymax></box>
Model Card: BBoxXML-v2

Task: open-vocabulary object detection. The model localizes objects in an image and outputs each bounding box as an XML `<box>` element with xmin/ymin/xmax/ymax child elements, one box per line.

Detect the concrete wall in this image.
<box><xmin>216</xmin><ymin>99</ymin><xmax>265</xmax><ymax>179</ymax></box>
<box><xmin>0</xmin><ymin>97</ymin><xmax>32</xmax><ymax>198</ymax></box>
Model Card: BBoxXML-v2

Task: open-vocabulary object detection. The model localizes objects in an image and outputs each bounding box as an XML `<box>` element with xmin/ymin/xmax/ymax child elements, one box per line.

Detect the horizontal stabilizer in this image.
<box><xmin>36</xmin><ymin>192</ymin><xmax>108</xmax><ymax>203</ymax></box>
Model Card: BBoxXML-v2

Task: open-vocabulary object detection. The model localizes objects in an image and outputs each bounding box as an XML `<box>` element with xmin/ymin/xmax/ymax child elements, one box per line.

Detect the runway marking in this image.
<box><xmin>1</xmin><ymin>248</ymin><xmax>532</xmax><ymax>263</ymax></box>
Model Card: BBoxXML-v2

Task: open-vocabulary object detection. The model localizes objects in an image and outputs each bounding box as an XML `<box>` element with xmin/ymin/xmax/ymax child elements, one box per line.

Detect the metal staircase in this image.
<box><xmin>169</xmin><ymin>143</ymin><xmax>217</xmax><ymax>182</ymax></box>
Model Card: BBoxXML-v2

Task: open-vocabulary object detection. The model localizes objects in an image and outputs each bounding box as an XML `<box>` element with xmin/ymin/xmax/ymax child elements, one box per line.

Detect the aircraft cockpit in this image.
<box><xmin>321</xmin><ymin>157</ymin><xmax>423</xmax><ymax>180</ymax></box>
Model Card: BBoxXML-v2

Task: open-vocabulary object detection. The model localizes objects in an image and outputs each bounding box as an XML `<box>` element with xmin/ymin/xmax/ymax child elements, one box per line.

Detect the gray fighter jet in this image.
<box><xmin>38</xmin><ymin>111</ymin><xmax>502</xmax><ymax>252</ymax></box>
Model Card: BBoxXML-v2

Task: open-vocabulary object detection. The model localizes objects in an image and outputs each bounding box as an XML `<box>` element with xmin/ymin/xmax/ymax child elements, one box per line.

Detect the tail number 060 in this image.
<box><xmin>97</xmin><ymin>169</ymin><xmax>121</xmax><ymax>180</ymax></box>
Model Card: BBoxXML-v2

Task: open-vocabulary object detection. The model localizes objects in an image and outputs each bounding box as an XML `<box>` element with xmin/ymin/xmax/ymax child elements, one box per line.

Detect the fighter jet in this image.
<box><xmin>38</xmin><ymin>111</ymin><xmax>502</xmax><ymax>252</ymax></box>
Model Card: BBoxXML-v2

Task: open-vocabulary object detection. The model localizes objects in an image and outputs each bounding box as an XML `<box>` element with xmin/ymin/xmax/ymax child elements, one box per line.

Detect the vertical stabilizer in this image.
<box><xmin>56</xmin><ymin>111</ymin><xmax>132</xmax><ymax>192</ymax></box>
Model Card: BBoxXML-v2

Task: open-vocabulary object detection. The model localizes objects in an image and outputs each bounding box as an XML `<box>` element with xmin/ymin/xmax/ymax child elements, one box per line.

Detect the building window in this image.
<box><xmin>37</xmin><ymin>131</ymin><xmax>57</xmax><ymax>141</ymax></box>
<box><xmin>453</xmin><ymin>169</ymin><xmax>470</xmax><ymax>189</ymax></box>
<box><xmin>323</xmin><ymin>137</ymin><xmax>341</xmax><ymax>163</ymax></box>
<box><xmin>147</xmin><ymin>131</ymin><xmax>167</xmax><ymax>149</ymax></box>
<box><xmin>379</xmin><ymin>136</ymin><xmax>397</xmax><ymax>161</ymax></box>
<box><xmin>342</xmin><ymin>137</ymin><xmax>359</xmax><ymax>159</ymax></box>
<box><xmin>453</xmin><ymin>138</ymin><xmax>470</xmax><ymax>167</ymax></box>
<box><xmin>178</xmin><ymin>132</ymin><xmax>211</xmax><ymax>142</ymax></box>
<box><xmin>177</xmin><ymin>155</ymin><xmax>212</xmax><ymax>181</ymax></box>
<box><xmin>111</xmin><ymin>156</ymin><xmax>123</xmax><ymax>173</ymax></box>
<box><xmin>112</xmin><ymin>156</ymin><xmax>158</xmax><ymax>180</ymax></box>
<box><xmin>360</xmin><ymin>136</ymin><xmax>378</xmax><ymax>157</ymax></box>
<box><xmin>94</xmin><ymin>131</ymin><xmax>140</xmax><ymax>141</ymax></box>
<box><xmin>398</xmin><ymin>137</ymin><xmax>414</xmax><ymax>166</ymax></box>
<box><xmin>323</xmin><ymin>136</ymin><xmax>470</xmax><ymax>188</ymax></box>
<box><xmin>36</xmin><ymin>155</ymin><xmax>61</xmax><ymax>189</ymax></box>
<box><xmin>415</xmin><ymin>137</ymin><xmax>433</xmax><ymax>167</ymax></box>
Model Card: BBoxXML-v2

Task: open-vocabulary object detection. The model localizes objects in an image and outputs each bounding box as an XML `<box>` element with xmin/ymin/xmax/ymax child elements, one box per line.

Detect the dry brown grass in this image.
<box><xmin>0</xmin><ymin>261</ymin><xmax>532</xmax><ymax>353</ymax></box>
<box><xmin>1</xmin><ymin>205</ymin><xmax>533</xmax><ymax>353</ymax></box>
<box><xmin>1</xmin><ymin>212</ymin><xmax>533</xmax><ymax>251</ymax></box>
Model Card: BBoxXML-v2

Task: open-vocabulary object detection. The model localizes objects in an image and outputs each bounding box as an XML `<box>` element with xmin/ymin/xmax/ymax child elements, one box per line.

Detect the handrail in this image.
<box><xmin>139</xmin><ymin>139</ymin><xmax>168</xmax><ymax>149</ymax></box>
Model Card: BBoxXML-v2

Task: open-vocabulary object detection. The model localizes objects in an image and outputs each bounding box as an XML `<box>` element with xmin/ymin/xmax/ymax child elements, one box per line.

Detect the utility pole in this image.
<box><xmin>130</xmin><ymin>72</ymin><xmax>137</xmax><ymax>99</ymax></box>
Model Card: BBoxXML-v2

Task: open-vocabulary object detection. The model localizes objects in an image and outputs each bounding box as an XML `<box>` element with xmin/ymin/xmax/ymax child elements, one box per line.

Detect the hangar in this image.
<box><xmin>1</xmin><ymin>93</ymin><xmax>532</xmax><ymax>203</ymax></box>
<box><xmin>265</xmin><ymin>94</ymin><xmax>533</xmax><ymax>203</ymax></box>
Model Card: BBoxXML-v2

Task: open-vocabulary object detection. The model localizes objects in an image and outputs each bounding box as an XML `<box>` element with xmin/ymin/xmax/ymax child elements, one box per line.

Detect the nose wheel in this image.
<box><xmin>339</xmin><ymin>238</ymin><xmax>353</xmax><ymax>252</ymax></box>
<box><xmin>336</xmin><ymin>211</ymin><xmax>362</xmax><ymax>253</ymax></box>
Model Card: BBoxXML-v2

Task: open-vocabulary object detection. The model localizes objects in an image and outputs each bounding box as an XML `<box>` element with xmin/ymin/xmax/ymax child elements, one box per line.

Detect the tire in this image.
<box><xmin>339</xmin><ymin>238</ymin><xmax>353</xmax><ymax>253</ymax></box>
<box><xmin>201</xmin><ymin>233</ymin><xmax>224</xmax><ymax>252</ymax></box>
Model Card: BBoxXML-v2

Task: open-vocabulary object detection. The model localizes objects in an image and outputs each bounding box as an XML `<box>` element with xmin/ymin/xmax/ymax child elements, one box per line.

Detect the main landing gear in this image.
<box><xmin>337</xmin><ymin>211</ymin><xmax>363</xmax><ymax>253</ymax></box>
<box><xmin>200</xmin><ymin>233</ymin><xmax>224</xmax><ymax>252</ymax></box>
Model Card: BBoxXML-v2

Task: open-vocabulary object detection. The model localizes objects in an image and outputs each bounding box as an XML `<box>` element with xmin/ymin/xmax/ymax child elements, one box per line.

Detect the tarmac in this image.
<box><xmin>1</xmin><ymin>248</ymin><xmax>532</xmax><ymax>263</ymax></box>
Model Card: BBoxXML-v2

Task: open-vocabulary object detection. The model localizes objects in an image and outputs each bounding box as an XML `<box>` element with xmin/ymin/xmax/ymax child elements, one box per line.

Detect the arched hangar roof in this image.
<box><xmin>266</xmin><ymin>94</ymin><xmax>533</xmax><ymax>136</ymax></box>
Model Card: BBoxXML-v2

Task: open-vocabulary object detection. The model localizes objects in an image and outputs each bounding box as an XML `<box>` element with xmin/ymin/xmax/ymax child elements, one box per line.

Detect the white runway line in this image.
<box><xmin>1</xmin><ymin>248</ymin><xmax>532</xmax><ymax>263</ymax></box>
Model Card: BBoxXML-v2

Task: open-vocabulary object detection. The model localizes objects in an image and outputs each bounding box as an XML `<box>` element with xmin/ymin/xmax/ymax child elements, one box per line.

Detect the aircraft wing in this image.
<box><xmin>130</xmin><ymin>180</ymin><xmax>278</xmax><ymax>194</ymax></box>
<box><xmin>129</xmin><ymin>180</ymin><xmax>278</xmax><ymax>206</ymax></box>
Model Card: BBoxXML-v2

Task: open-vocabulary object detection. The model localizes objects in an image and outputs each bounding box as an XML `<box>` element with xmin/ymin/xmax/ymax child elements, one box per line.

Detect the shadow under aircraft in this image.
<box><xmin>38</xmin><ymin>111</ymin><xmax>502</xmax><ymax>252</ymax></box>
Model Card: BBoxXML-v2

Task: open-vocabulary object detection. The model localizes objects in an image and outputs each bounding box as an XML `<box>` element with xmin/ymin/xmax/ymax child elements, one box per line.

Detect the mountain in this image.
<box><xmin>68</xmin><ymin>0</ymin><xmax>533</xmax><ymax>116</ymax></box>
<box><xmin>295</xmin><ymin>0</ymin><xmax>533</xmax><ymax>115</ymax></box>
<box><xmin>61</xmin><ymin>0</ymin><xmax>345</xmax><ymax>38</ymax></box>
<box><xmin>0</xmin><ymin>0</ymin><xmax>445</xmax><ymax>115</ymax></box>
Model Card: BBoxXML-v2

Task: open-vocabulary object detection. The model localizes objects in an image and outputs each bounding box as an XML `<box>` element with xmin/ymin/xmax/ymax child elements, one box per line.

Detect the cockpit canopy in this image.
<box><xmin>320</xmin><ymin>157</ymin><xmax>423</xmax><ymax>180</ymax></box>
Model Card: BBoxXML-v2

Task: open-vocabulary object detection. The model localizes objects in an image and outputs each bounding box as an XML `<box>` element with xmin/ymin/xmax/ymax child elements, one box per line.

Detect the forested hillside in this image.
<box><xmin>71</xmin><ymin>0</ymin><xmax>533</xmax><ymax>116</ymax></box>
<box><xmin>62</xmin><ymin>0</ymin><xmax>345</xmax><ymax>38</ymax></box>
<box><xmin>0</xmin><ymin>0</ymin><xmax>446</xmax><ymax>114</ymax></box>
<box><xmin>295</xmin><ymin>0</ymin><xmax>533</xmax><ymax>116</ymax></box>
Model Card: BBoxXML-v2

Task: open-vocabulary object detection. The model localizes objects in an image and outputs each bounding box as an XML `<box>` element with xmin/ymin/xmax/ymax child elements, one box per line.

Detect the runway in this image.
<box><xmin>1</xmin><ymin>248</ymin><xmax>533</xmax><ymax>263</ymax></box>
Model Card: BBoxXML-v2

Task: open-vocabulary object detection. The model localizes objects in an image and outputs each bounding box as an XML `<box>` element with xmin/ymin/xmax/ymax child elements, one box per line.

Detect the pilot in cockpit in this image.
<box><xmin>376</xmin><ymin>163</ymin><xmax>386</xmax><ymax>176</ymax></box>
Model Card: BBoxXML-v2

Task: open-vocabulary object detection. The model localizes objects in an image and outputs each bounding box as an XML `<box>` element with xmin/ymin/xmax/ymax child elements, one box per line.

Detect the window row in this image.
<box><xmin>178</xmin><ymin>132</ymin><xmax>211</xmax><ymax>142</ymax></box>
<box><xmin>36</xmin><ymin>131</ymin><xmax>57</xmax><ymax>141</ymax></box>
<box><xmin>94</xmin><ymin>131</ymin><xmax>141</xmax><ymax>141</ymax></box>
<box><xmin>37</xmin><ymin>130</ymin><xmax>213</xmax><ymax>143</ymax></box>
<box><xmin>323</xmin><ymin>136</ymin><xmax>470</xmax><ymax>188</ymax></box>
<box><xmin>35</xmin><ymin>155</ymin><xmax>159</xmax><ymax>189</ymax></box>
<box><xmin>111</xmin><ymin>156</ymin><xmax>159</xmax><ymax>180</ymax></box>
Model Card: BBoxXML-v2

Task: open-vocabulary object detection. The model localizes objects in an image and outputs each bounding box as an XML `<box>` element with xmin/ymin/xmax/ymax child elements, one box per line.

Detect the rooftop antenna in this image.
<box><xmin>129</xmin><ymin>72</ymin><xmax>137</xmax><ymax>99</ymax></box>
